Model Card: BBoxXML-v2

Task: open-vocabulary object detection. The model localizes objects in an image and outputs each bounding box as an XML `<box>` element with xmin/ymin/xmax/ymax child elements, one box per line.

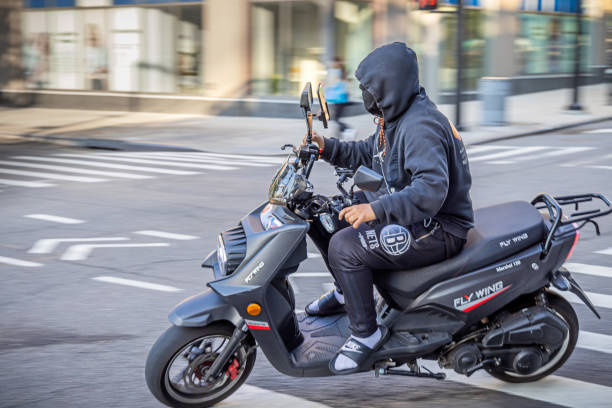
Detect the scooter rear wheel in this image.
<box><xmin>145</xmin><ymin>324</ymin><xmax>256</xmax><ymax>408</ymax></box>
<box><xmin>485</xmin><ymin>292</ymin><xmax>578</xmax><ymax>383</ymax></box>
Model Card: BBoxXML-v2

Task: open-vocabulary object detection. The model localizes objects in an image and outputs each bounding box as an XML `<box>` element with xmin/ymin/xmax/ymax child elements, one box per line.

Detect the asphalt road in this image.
<box><xmin>1</xmin><ymin>121</ymin><xmax>612</xmax><ymax>408</ymax></box>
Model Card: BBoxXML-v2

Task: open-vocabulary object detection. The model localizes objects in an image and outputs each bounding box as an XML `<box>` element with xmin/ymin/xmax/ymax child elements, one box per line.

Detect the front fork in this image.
<box><xmin>203</xmin><ymin>322</ymin><xmax>250</xmax><ymax>382</ymax></box>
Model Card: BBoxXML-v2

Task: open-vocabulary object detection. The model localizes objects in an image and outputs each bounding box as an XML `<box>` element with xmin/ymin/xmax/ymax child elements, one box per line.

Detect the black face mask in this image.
<box><xmin>360</xmin><ymin>84</ymin><xmax>383</xmax><ymax>117</ymax></box>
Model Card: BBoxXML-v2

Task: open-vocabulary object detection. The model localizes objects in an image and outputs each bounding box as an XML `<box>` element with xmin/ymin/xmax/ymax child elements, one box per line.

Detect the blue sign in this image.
<box><xmin>24</xmin><ymin>0</ymin><xmax>75</xmax><ymax>8</ymax></box>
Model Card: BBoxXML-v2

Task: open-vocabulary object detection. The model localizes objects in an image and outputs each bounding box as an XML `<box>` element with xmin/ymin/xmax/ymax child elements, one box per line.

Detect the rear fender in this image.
<box><xmin>169</xmin><ymin>287</ymin><xmax>243</xmax><ymax>327</ymax></box>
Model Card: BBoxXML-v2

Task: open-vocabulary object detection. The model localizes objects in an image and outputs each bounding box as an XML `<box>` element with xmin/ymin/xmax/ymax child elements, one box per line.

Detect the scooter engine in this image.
<box><xmin>447</xmin><ymin>343</ymin><xmax>482</xmax><ymax>375</ymax></box>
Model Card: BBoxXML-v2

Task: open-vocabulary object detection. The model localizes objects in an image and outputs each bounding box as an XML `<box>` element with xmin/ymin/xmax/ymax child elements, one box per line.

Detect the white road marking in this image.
<box><xmin>565</xmin><ymin>263</ymin><xmax>612</xmax><ymax>278</ymax></box>
<box><xmin>224</xmin><ymin>384</ymin><xmax>331</xmax><ymax>408</ymax></box>
<box><xmin>104</xmin><ymin>152</ymin><xmax>273</xmax><ymax>167</ymax></box>
<box><xmin>180</xmin><ymin>152</ymin><xmax>285</xmax><ymax>164</ymax></box>
<box><xmin>0</xmin><ymin>256</ymin><xmax>43</xmax><ymax>267</ymax></box>
<box><xmin>61</xmin><ymin>153</ymin><xmax>238</xmax><ymax>171</ymax></box>
<box><xmin>588</xmin><ymin>165</ymin><xmax>612</xmax><ymax>171</ymax></box>
<box><xmin>595</xmin><ymin>248</ymin><xmax>612</xmax><ymax>256</ymax></box>
<box><xmin>419</xmin><ymin>360</ymin><xmax>612</xmax><ymax>408</ymax></box>
<box><xmin>0</xmin><ymin>178</ymin><xmax>55</xmax><ymax>188</ymax></box>
<box><xmin>578</xmin><ymin>331</ymin><xmax>612</xmax><ymax>354</ymax></box>
<box><xmin>512</xmin><ymin>147</ymin><xmax>594</xmax><ymax>163</ymax></box>
<box><xmin>584</xmin><ymin>128</ymin><xmax>612</xmax><ymax>134</ymax></box>
<box><xmin>92</xmin><ymin>276</ymin><xmax>181</xmax><ymax>292</ymax></box>
<box><xmin>560</xmin><ymin>154</ymin><xmax>612</xmax><ymax>168</ymax></box>
<box><xmin>134</xmin><ymin>230</ymin><xmax>199</xmax><ymax>240</ymax></box>
<box><xmin>0</xmin><ymin>160</ymin><xmax>153</xmax><ymax>179</ymax></box>
<box><xmin>12</xmin><ymin>156</ymin><xmax>199</xmax><ymax>175</ymax></box>
<box><xmin>292</xmin><ymin>272</ymin><xmax>332</xmax><ymax>278</ymax></box>
<box><xmin>287</xmin><ymin>276</ymin><xmax>300</xmax><ymax>294</ymax></box>
<box><xmin>0</xmin><ymin>168</ymin><xmax>107</xmax><ymax>183</ymax></box>
<box><xmin>466</xmin><ymin>146</ymin><xmax>513</xmax><ymax>155</ymax></box>
<box><xmin>560</xmin><ymin>290</ymin><xmax>612</xmax><ymax>310</ymax></box>
<box><xmin>24</xmin><ymin>214</ymin><xmax>84</xmax><ymax>224</ymax></box>
<box><xmin>307</xmin><ymin>253</ymin><xmax>322</xmax><ymax>259</ymax></box>
<box><xmin>485</xmin><ymin>160</ymin><xmax>515</xmax><ymax>164</ymax></box>
<box><xmin>61</xmin><ymin>242</ymin><xmax>169</xmax><ymax>261</ymax></box>
<box><xmin>469</xmin><ymin>146</ymin><xmax>549</xmax><ymax>162</ymax></box>
<box><xmin>29</xmin><ymin>237</ymin><xmax>129</xmax><ymax>254</ymax></box>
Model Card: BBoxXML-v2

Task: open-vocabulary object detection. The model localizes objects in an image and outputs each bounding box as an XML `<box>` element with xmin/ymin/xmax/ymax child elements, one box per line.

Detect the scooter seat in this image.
<box><xmin>375</xmin><ymin>201</ymin><xmax>545</xmax><ymax>301</ymax></box>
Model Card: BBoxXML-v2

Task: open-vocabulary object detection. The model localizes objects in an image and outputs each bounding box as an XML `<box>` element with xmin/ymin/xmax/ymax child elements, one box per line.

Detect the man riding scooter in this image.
<box><xmin>305</xmin><ymin>42</ymin><xmax>475</xmax><ymax>374</ymax></box>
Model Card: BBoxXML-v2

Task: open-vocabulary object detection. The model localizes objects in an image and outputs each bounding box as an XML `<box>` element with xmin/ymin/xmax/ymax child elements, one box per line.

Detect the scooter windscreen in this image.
<box><xmin>268</xmin><ymin>156</ymin><xmax>312</xmax><ymax>205</ymax></box>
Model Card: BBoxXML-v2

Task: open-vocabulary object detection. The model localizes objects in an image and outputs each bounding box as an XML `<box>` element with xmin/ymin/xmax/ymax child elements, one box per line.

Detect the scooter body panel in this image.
<box><xmin>175</xmin><ymin>204</ymin><xmax>586</xmax><ymax>378</ymax></box>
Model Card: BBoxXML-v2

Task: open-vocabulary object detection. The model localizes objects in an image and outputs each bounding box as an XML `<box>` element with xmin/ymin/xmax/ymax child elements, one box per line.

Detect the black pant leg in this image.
<box><xmin>328</xmin><ymin>221</ymin><xmax>452</xmax><ymax>337</ymax></box>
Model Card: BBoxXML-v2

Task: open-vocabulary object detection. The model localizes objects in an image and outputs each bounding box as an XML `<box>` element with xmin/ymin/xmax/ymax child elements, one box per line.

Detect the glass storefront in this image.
<box><xmin>19</xmin><ymin>1</ymin><xmax>604</xmax><ymax>100</ymax></box>
<box><xmin>516</xmin><ymin>12</ymin><xmax>592</xmax><ymax>75</ymax></box>
<box><xmin>250</xmin><ymin>0</ymin><xmax>373</xmax><ymax>97</ymax></box>
<box><xmin>22</xmin><ymin>1</ymin><xmax>203</xmax><ymax>93</ymax></box>
<box><xmin>250</xmin><ymin>1</ymin><xmax>323</xmax><ymax>96</ymax></box>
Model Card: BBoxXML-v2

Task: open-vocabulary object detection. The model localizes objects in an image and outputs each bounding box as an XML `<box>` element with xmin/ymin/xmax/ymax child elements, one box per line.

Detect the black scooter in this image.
<box><xmin>145</xmin><ymin>82</ymin><xmax>611</xmax><ymax>408</ymax></box>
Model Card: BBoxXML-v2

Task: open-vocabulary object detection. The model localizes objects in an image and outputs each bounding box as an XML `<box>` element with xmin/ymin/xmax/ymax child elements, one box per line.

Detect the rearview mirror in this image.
<box><xmin>317</xmin><ymin>82</ymin><xmax>330</xmax><ymax>128</ymax></box>
<box><xmin>353</xmin><ymin>166</ymin><xmax>383</xmax><ymax>192</ymax></box>
<box><xmin>300</xmin><ymin>82</ymin><xmax>313</xmax><ymax>112</ymax></box>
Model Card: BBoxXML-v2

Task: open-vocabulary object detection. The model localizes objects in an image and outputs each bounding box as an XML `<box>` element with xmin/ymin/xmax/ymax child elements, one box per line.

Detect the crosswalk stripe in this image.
<box><xmin>56</xmin><ymin>153</ymin><xmax>238</xmax><ymax>171</ymax></box>
<box><xmin>92</xmin><ymin>276</ymin><xmax>182</xmax><ymax>292</ymax></box>
<box><xmin>180</xmin><ymin>152</ymin><xmax>285</xmax><ymax>164</ymax></box>
<box><xmin>595</xmin><ymin>248</ymin><xmax>612</xmax><ymax>256</ymax></box>
<box><xmin>469</xmin><ymin>146</ymin><xmax>549</xmax><ymax>162</ymax></box>
<box><xmin>511</xmin><ymin>147</ymin><xmax>594</xmax><ymax>163</ymax></box>
<box><xmin>584</xmin><ymin>128</ymin><xmax>612</xmax><ymax>134</ymax></box>
<box><xmin>0</xmin><ymin>178</ymin><xmax>55</xmax><ymax>188</ymax></box>
<box><xmin>134</xmin><ymin>230</ymin><xmax>199</xmax><ymax>240</ymax></box>
<box><xmin>61</xmin><ymin>242</ymin><xmax>169</xmax><ymax>261</ymax></box>
<box><xmin>12</xmin><ymin>156</ymin><xmax>199</xmax><ymax>175</ymax></box>
<box><xmin>0</xmin><ymin>159</ymin><xmax>153</xmax><ymax>179</ymax></box>
<box><xmin>29</xmin><ymin>237</ymin><xmax>129</xmax><ymax>254</ymax></box>
<box><xmin>419</xmin><ymin>360</ymin><xmax>612</xmax><ymax>408</ymax></box>
<box><xmin>0</xmin><ymin>256</ymin><xmax>43</xmax><ymax>267</ymax></box>
<box><xmin>561</xmin><ymin>290</ymin><xmax>612</xmax><ymax>310</ymax></box>
<box><xmin>0</xmin><ymin>168</ymin><xmax>107</xmax><ymax>183</ymax></box>
<box><xmin>565</xmin><ymin>263</ymin><xmax>612</xmax><ymax>278</ymax></box>
<box><xmin>578</xmin><ymin>331</ymin><xmax>612</xmax><ymax>354</ymax></box>
<box><xmin>588</xmin><ymin>165</ymin><xmax>612</xmax><ymax>171</ymax></box>
<box><xmin>25</xmin><ymin>214</ymin><xmax>84</xmax><ymax>224</ymax></box>
<box><xmin>466</xmin><ymin>146</ymin><xmax>513</xmax><ymax>155</ymax></box>
<box><xmin>114</xmin><ymin>152</ymin><xmax>273</xmax><ymax>167</ymax></box>
<box><xmin>225</xmin><ymin>384</ymin><xmax>331</xmax><ymax>408</ymax></box>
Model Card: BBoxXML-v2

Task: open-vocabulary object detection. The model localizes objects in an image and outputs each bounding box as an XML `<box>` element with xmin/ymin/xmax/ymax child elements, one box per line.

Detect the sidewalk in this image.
<box><xmin>0</xmin><ymin>84</ymin><xmax>610</xmax><ymax>154</ymax></box>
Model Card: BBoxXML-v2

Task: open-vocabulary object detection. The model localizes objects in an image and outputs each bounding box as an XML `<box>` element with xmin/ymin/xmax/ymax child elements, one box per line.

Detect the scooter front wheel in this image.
<box><xmin>145</xmin><ymin>324</ymin><xmax>256</xmax><ymax>408</ymax></box>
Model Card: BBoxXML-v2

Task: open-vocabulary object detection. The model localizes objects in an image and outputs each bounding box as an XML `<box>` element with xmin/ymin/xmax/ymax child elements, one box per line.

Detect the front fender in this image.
<box><xmin>169</xmin><ymin>287</ymin><xmax>243</xmax><ymax>327</ymax></box>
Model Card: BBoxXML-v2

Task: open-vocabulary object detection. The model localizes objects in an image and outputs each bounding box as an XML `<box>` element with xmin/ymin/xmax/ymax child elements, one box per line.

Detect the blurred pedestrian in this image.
<box><xmin>85</xmin><ymin>25</ymin><xmax>108</xmax><ymax>90</ymax></box>
<box><xmin>325</xmin><ymin>57</ymin><xmax>356</xmax><ymax>141</ymax></box>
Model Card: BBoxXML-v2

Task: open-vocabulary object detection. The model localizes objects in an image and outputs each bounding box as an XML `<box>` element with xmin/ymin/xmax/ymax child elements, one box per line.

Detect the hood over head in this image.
<box><xmin>355</xmin><ymin>42</ymin><xmax>421</xmax><ymax>122</ymax></box>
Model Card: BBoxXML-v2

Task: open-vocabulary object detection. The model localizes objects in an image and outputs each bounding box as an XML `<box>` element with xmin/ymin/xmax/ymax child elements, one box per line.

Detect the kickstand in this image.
<box><xmin>375</xmin><ymin>362</ymin><xmax>446</xmax><ymax>381</ymax></box>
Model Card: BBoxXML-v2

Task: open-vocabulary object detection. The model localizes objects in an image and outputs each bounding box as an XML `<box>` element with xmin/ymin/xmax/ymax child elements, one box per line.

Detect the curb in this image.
<box><xmin>10</xmin><ymin>133</ymin><xmax>202</xmax><ymax>152</ymax></box>
<box><xmin>6</xmin><ymin>115</ymin><xmax>611</xmax><ymax>152</ymax></box>
<box><xmin>468</xmin><ymin>115</ymin><xmax>612</xmax><ymax>146</ymax></box>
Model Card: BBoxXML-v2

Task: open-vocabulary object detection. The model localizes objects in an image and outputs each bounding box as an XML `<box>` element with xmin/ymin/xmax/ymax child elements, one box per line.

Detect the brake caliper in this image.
<box><xmin>225</xmin><ymin>358</ymin><xmax>241</xmax><ymax>380</ymax></box>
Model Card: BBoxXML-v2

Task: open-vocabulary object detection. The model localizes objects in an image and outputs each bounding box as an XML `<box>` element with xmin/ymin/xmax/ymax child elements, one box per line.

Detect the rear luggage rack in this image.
<box><xmin>531</xmin><ymin>193</ymin><xmax>612</xmax><ymax>257</ymax></box>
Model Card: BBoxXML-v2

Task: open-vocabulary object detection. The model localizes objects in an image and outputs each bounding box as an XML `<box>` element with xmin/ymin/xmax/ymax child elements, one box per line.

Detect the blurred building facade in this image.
<box><xmin>0</xmin><ymin>0</ymin><xmax>610</xmax><ymax>113</ymax></box>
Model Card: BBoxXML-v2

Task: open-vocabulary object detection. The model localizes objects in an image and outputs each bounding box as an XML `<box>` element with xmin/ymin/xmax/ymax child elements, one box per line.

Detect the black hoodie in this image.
<box><xmin>321</xmin><ymin>42</ymin><xmax>474</xmax><ymax>239</ymax></box>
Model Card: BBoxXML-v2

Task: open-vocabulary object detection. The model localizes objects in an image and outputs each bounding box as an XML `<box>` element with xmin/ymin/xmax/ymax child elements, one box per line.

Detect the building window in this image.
<box><xmin>516</xmin><ymin>12</ymin><xmax>592</xmax><ymax>75</ymax></box>
<box><xmin>251</xmin><ymin>1</ymin><xmax>324</xmax><ymax>96</ymax></box>
<box><xmin>21</xmin><ymin>2</ymin><xmax>203</xmax><ymax>93</ymax></box>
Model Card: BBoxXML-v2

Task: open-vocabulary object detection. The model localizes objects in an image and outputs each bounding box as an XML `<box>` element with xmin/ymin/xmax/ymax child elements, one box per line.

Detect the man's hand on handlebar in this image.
<box><xmin>339</xmin><ymin>203</ymin><xmax>376</xmax><ymax>229</ymax></box>
<box><xmin>302</xmin><ymin>131</ymin><xmax>325</xmax><ymax>151</ymax></box>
